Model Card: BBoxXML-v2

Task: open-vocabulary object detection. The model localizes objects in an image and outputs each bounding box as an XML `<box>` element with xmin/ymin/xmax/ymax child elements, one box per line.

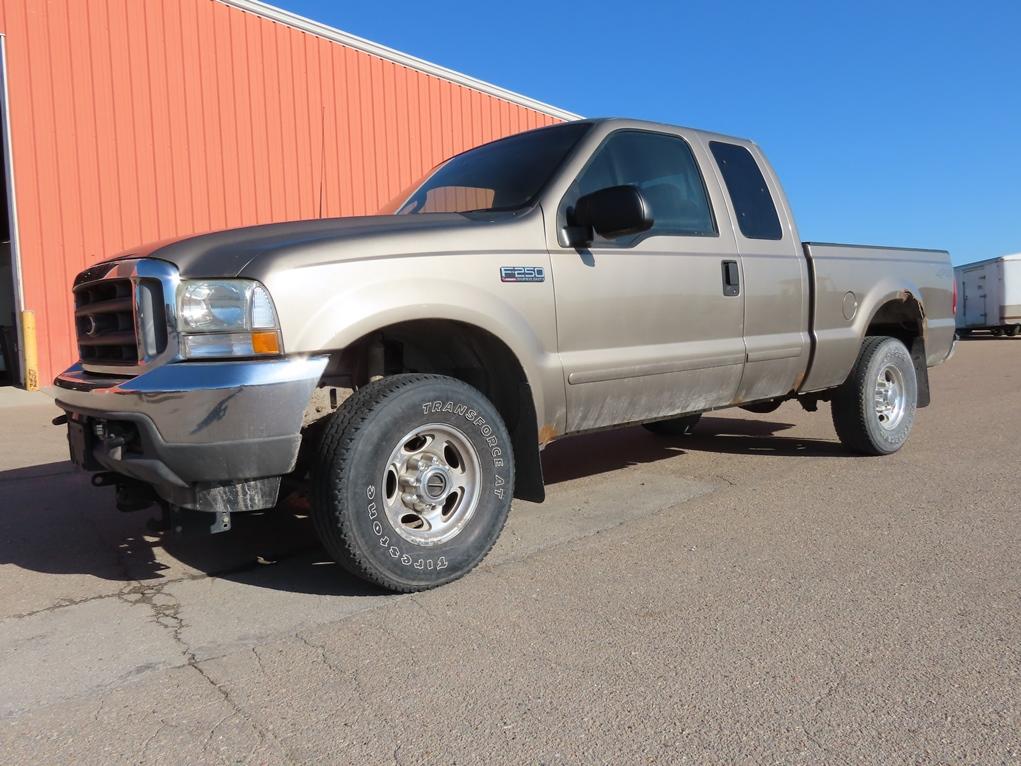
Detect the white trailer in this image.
<box><xmin>955</xmin><ymin>254</ymin><xmax>1021</xmax><ymax>336</ymax></box>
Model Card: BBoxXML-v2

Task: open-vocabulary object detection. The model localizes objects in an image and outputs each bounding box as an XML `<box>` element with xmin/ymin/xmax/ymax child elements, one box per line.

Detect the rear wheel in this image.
<box><xmin>831</xmin><ymin>336</ymin><xmax>917</xmax><ymax>455</ymax></box>
<box><xmin>312</xmin><ymin>374</ymin><xmax>514</xmax><ymax>592</ymax></box>
<box><xmin>643</xmin><ymin>413</ymin><xmax>701</xmax><ymax>436</ymax></box>
<box><xmin>1006</xmin><ymin>324</ymin><xmax>1020</xmax><ymax>337</ymax></box>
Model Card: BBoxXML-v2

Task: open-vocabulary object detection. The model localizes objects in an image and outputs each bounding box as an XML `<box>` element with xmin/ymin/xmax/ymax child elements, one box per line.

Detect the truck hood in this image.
<box><xmin>112</xmin><ymin>212</ymin><xmax>529</xmax><ymax>279</ymax></box>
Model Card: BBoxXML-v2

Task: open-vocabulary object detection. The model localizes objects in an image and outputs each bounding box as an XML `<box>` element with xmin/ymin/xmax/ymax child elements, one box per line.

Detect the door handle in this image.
<box><xmin>721</xmin><ymin>260</ymin><xmax>740</xmax><ymax>297</ymax></box>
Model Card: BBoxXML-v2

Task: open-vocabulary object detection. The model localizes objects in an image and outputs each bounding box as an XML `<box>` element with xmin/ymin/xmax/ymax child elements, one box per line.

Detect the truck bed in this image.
<box><xmin>801</xmin><ymin>242</ymin><xmax>956</xmax><ymax>392</ymax></box>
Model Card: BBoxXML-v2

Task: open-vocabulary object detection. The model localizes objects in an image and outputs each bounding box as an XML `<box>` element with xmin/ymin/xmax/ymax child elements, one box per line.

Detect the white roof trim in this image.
<box><xmin>217</xmin><ymin>0</ymin><xmax>582</xmax><ymax>121</ymax></box>
<box><xmin>955</xmin><ymin>253</ymin><xmax>1021</xmax><ymax>269</ymax></box>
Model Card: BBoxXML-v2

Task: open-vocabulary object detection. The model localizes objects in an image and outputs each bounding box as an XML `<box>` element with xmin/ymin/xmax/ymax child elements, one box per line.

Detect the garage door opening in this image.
<box><xmin>0</xmin><ymin>36</ymin><xmax>20</xmax><ymax>388</ymax></box>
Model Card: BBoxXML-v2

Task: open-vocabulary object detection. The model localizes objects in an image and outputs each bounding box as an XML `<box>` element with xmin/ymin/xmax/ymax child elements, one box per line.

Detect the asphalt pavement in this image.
<box><xmin>0</xmin><ymin>338</ymin><xmax>1018</xmax><ymax>764</ymax></box>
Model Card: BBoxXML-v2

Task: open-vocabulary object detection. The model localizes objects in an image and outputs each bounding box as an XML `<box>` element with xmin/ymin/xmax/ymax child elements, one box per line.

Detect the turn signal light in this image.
<box><xmin>252</xmin><ymin>330</ymin><xmax>282</xmax><ymax>355</ymax></box>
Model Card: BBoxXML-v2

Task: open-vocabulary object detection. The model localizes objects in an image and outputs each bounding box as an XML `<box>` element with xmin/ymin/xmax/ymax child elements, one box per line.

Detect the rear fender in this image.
<box><xmin>804</xmin><ymin>277</ymin><xmax>927</xmax><ymax>392</ymax></box>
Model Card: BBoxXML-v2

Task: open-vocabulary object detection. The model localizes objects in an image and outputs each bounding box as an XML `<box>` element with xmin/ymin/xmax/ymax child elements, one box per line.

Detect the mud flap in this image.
<box><xmin>512</xmin><ymin>382</ymin><xmax>546</xmax><ymax>503</ymax></box>
<box><xmin>910</xmin><ymin>337</ymin><xmax>931</xmax><ymax>408</ymax></box>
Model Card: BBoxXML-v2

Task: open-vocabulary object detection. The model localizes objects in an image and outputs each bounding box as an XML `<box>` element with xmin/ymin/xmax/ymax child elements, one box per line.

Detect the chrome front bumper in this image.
<box><xmin>47</xmin><ymin>355</ymin><xmax>328</xmax><ymax>504</ymax></box>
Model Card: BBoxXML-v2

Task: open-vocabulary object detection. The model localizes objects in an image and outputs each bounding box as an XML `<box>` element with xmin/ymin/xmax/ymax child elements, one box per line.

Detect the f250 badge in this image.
<box><xmin>500</xmin><ymin>266</ymin><xmax>545</xmax><ymax>283</ymax></box>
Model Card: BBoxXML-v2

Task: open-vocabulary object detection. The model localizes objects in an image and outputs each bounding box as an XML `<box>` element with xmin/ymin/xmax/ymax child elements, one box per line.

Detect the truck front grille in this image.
<box><xmin>74</xmin><ymin>278</ymin><xmax>138</xmax><ymax>365</ymax></box>
<box><xmin>73</xmin><ymin>276</ymin><xmax>168</xmax><ymax>368</ymax></box>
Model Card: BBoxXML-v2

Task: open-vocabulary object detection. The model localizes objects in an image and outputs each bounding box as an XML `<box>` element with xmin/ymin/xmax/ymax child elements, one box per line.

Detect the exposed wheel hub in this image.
<box><xmin>400</xmin><ymin>456</ymin><xmax>452</xmax><ymax>511</ymax></box>
<box><xmin>382</xmin><ymin>424</ymin><xmax>482</xmax><ymax>545</ymax></box>
<box><xmin>874</xmin><ymin>363</ymin><xmax>907</xmax><ymax>430</ymax></box>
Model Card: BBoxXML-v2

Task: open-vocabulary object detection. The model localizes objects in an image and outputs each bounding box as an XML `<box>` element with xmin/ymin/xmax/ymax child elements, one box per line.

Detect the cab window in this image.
<box><xmin>568</xmin><ymin>130</ymin><xmax>717</xmax><ymax>242</ymax></box>
<box><xmin>709</xmin><ymin>141</ymin><xmax>783</xmax><ymax>240</ymax></box>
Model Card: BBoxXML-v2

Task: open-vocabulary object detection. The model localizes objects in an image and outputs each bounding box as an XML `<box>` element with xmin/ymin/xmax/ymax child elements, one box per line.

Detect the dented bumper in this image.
<box><xmin>47</xmin><ymin>355</ymin><xmax>327</xmax><ymax>509</ymax></box>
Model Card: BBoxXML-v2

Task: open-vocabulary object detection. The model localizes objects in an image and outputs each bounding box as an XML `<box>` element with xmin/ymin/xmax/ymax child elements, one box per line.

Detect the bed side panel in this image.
<box><xmin>802</xmin><ymin>243</ymin><xmax>955</xmax><ymax>392</ymax></box>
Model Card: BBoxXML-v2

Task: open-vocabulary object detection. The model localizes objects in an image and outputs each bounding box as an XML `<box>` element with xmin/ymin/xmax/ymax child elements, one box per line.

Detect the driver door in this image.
<box><xmin>547</xmin><ymin>128</ymin><xmax>745</xmax><ymax>433</ymax></box>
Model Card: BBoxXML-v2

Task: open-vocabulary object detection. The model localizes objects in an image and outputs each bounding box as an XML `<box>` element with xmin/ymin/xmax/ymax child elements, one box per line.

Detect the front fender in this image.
<box><xmin>262</xmin><ymin>258</ymin><xmax>565</xmax><ymax>434</ymax></box>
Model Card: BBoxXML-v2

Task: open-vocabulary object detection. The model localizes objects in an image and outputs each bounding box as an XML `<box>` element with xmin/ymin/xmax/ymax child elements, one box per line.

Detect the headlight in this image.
<box><xmin>177</xmin><ymin>280</ymin><xmax>282</xmax><ymax>359</ymax></box>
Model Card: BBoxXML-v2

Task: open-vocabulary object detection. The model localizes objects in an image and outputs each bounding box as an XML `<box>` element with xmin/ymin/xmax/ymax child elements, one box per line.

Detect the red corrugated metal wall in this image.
<box><xmin>0</xmin><ymin>0</ymin><xmax>561</xmax><ymax>384</ymax></box>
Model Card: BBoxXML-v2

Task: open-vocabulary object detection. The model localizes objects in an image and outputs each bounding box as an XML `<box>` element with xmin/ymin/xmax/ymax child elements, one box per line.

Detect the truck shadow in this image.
<box><xmin>681</xmin><ymin>416</ymin><xmax>854</xmax><ymax>457</ymax></box>
<box><xmin>0</xmin><ymin>462</ymin><xmax>379</xmax><ymax>596</ymax></box>
<box><xmin>542</xmin><ymin>416</ymin><xmax>853</xmax><ymax>485</ymax></box>
<box><xmin>0</xmin><ymin>416</ymin><xmax>850</xmax><ymax>597</ymax></box>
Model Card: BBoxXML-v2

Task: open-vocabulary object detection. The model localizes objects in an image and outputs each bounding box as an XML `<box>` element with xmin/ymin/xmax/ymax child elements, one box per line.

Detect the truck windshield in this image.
<box><xmin>384</xmin><ymin>122</ymin><xmax>591</xmax><ymax>215</ymax></box>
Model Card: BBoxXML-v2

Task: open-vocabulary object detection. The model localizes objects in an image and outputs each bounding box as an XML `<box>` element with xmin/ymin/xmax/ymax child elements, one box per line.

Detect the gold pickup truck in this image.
<box><xmin>50</xmin><ymin>118</ymin><xmax>957</xmax><ymax>591</ymax></box>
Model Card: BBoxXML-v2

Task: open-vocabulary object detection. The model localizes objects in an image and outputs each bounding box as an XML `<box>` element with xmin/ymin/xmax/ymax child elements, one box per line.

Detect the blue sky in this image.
<box><xmin>276</xmin><ymin>0</ymin><xmax>1020</xmax><ymax>265</ymax></box>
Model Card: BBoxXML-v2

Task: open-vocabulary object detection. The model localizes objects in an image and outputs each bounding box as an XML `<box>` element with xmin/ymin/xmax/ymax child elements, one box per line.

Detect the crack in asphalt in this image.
<box><xmin>2</xmin><ymin>468</ymin><xmax>771</xmax><ymax>737</ymax></box>
<box><xmin>199</xmin><ymin>710</ymin><xmax>237</xmax><ymax>763</ymax></box>
<box><xmin>112</xmin><ymin>573</ymin><xmax>298</xmax><ymax>765</ymax></box>
<box><xmin>293</xmin><ymin>629</ymin><xmax>411</xmax><ymax>758</ymax></box>
<box><xmin>250</xmin><ymin>646</ymin><xmax>268</xmax><ymax>677</ymax></box>
<box><xmin>187</xmin><ymin>661</ymin><xmax>293</xmax><ymax>766</ymax></box>
<box><xmin>1</xmin><ymin>542</ymin><xmax>321</xmax><ymax>623</ymax></box>
<box><xmin>294</xmin><ymin>633</ymin><xmax>345</xmax><ymax>676</ymax></box>
<box><xmin>137</xmin><ymin>719</ymin><xmax>169</xmax><ymax>763</ymax></box>
<box><xmin>2</xmin><ymin>591</ymin><xmax>123</xmax><ymax>622</ymax></box>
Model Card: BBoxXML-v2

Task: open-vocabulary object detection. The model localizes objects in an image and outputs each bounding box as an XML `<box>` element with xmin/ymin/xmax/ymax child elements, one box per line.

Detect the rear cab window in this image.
<box><xmin>709</xmin><ymin>141</ymin><xmax>783</xmax><ymax>240</ymax></box>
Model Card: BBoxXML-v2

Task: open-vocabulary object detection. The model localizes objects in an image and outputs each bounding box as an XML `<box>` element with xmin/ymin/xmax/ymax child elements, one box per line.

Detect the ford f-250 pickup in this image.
<box><xmin>49</xmin><ymin>118</ymin><xmax>957</xmax><ymax>591</ymax></box>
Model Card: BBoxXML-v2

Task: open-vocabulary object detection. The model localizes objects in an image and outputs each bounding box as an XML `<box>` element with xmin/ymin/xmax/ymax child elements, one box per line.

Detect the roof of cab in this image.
<box><xmin>580</xmin><ymin>117</ymin><xmax>755</xmax><ymax>146</ymax></box>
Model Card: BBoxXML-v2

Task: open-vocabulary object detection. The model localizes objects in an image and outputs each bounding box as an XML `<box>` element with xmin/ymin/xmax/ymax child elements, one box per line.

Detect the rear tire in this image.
<box><xmin>312</xmin><ymin>374</ymin><xmax>514</xmax><ymax>592</ymax></box>
<box><xmin>643</xmin><ymin>413</ymin><xmax>701</xmax><ymax>436</ymax></box>
<box><xmin>1006</xmin><ymin>325</ymin><xmax>1020</xmax><ymax>337</ymax></box>
<box><xmin>831</xmin><ymin>336</ymin><xmax>917</xmax><ymax>455</ymax></box>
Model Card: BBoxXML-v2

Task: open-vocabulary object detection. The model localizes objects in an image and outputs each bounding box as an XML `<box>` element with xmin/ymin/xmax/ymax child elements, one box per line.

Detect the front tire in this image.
<box><xmin>831</xmin><ymin>336</ymin><xmax>917</xmax><ymax>455</ymax></box>
<box><xmin>1006</xmin><ymin>324</ymin><xmax>1020</xmax><ymax>338</ymax></box>
<box><xmin>312</xmin><ymin>374</ymin><xmax>514</xmax><ymax>592</ymax></box>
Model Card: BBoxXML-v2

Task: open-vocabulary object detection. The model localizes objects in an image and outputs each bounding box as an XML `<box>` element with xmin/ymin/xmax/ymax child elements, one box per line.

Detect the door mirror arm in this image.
<box><xmin>559</xmin><ymin>223</ymin><xmax>593</xmax><ymax>248</ymax></box>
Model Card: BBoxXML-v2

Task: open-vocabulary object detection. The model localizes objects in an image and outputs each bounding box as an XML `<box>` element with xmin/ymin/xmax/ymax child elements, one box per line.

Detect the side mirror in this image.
<box><xmin>564</xmin><ymin>185</ymin><xmax>653</xmax><ymax>246</ymax></box>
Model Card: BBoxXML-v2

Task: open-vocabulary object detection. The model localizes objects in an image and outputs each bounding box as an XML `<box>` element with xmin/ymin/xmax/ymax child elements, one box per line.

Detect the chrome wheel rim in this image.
<box><xmin>874</xmin><ymin>363</ymin><xmax>907</xmax><ymax>430</ymax></box>
<box><xmin>381</xmin><ymin>423</ymin><xmax>481</xmax><ymax>546</ymax></box>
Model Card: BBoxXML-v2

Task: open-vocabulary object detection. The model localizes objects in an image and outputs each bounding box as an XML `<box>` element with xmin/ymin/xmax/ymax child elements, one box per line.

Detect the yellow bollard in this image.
<box><xmin>21</xmin><ymin>309</ymin><xmax>38</xmax><ymax>391</ymax></box>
